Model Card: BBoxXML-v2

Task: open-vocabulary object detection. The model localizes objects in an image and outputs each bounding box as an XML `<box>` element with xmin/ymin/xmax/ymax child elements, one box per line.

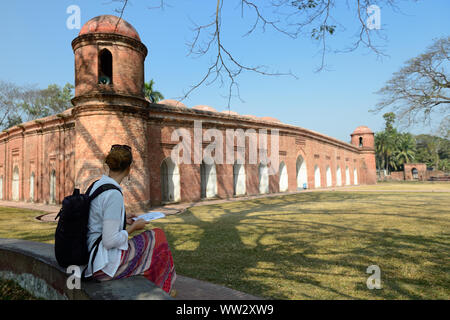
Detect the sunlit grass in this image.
<box><xmin>351</xmin><ymin>181</ymin><xmax>450</xmax><ymax>191</ymax></box>
<box><xmin>0</xmin><ymin>207</ymin><xmax>54</xmax><ymax>243</ymax></box>
<box><xmin>152</xmin><ymin>188</ymin><xmax>450</xmax><ymax>299</ymax></box>
<box><xmin>0</xmin><ymin>182</ymin><xmax>449</xmax><ymax>299</ymax></box>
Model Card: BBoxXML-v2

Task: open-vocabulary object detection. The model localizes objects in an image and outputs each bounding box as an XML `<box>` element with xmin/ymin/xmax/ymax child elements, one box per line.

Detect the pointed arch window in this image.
<box><xmin>99</xmin><ymin>49</ymin><xmax>113</xmax><ymax>84</ymax></box>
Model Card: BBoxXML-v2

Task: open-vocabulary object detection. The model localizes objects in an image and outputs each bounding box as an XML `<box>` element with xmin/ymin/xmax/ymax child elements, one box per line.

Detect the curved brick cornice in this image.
<box><xmin>72</xmin><ymin>92</ymin><xmax>150</xmax><ymax>120</ymax></box>
<box><xmin>71</xmin><ymin>92</ymin><xmax>149</xmax><ymax>108</ymax></box>
<box><xmin>72</xmin><ymin>104</ymin><xmax>150</xmax><ymax>121</ymax></box>
<box><xmin>148</xmin><ymin>103</ymin><xmax>362</xmax><ymax>153</ymax></box>
<box><xmin>71</xmin><ymin>33</ymin><xmax>148</xmax><ymax>57</ymax></box>
<box><xmin>0</xmin><ymin>111</ymin><xmax>75</xmax><ymax>142</ymax></box>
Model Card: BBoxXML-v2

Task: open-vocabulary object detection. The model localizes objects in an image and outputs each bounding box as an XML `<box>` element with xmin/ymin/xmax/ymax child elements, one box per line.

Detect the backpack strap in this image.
<box><xmin>82</xmin><ymin>235</ymin><xmax>103</xmax><ymax>281</ymax></box>
<box><xmin>88</xmin><ymin>183</ymin><xmax>122</xmax><ymax>201</ymax></box>
<box><xmin>85</xmin><ymin>179</ymin><xmax>100</xmax><ymax>198</ymax></box>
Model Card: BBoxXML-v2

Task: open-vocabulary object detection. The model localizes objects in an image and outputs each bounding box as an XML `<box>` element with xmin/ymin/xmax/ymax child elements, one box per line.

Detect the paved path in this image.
<box><xmin>2</xmin><ymin>184</ymin><xmax>449</xmax><ymax>223</ymax></box>
<box><xmin>0</xmin><ymin>200</ymin><xmax>60</xmax><ymax>214</ymax></box>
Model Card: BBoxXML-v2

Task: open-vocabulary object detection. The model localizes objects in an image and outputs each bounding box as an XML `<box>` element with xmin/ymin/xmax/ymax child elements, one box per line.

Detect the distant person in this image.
<box><xmin>84</xmin><ymin>144</ymin><xmax>176</xmax><ymax>296</ymax></box>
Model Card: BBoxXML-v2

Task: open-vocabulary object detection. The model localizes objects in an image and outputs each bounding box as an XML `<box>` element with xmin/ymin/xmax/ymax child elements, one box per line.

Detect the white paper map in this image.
<box><xmin>132</xmin><ymin>211</ymin><xmax>166</xmax><ymax>222</ymax></box>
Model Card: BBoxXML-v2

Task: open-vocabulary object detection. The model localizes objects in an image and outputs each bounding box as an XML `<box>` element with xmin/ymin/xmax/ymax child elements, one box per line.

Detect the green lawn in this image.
<box><xmin>350</xmin><ymin>181</ymin><xmax>450</xmax><ymax>191</ymax></box>
<box><xmin>0</xmin><ymin>182</ymin><xmax>449</xmax><ymax>299</ymax></box>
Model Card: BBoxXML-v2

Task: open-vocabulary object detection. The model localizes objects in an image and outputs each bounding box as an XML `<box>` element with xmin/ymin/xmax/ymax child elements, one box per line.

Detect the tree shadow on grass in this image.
<box><xmin>158</xmin><ymin>191</ymin><xmax>450</xmax><ymax>299</ymax></box>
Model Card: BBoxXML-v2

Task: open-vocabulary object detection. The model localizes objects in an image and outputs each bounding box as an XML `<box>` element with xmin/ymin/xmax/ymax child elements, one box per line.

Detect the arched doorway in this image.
<box><xmin>200</xmin><ymin>161</ymin><xmax>217</xmax><ymax>199</ymax></box>
<box><xmin>336</xmin><ymin>166</ymin><xmax>342</xmax><ymax>186</ymax></box>
<box><xmin>50</xmin><ymin>169</ymin><xmax>56</xmax><ymax>204</ymax></box>
<box><xmin>354</xmin><ymin>168</ymin><xmax>358</xmax><ymax>185</ymax></box>
<box><xmin>30</xmin><ymin>172</ymin><xmax>35</xmax><ymax>202</ymax></box>
<box><xmin>314</xmin><ymin>165</ymin><xmax>321</xmax><ymax>188</ymax></box>
<box><xmin>296</xmin><ymin>155</ymin><xmax>307</xmax><ymax>189</ymax></box>
<box><xmin>259</xmin><ymin>163</ymin><xmax>269</xmax><ymax>194</ymax></box>
<box><xmin>345</xmin><ymin>166</ymin><xmax>350</xmax><ymax>185</ymax></box>
<box><xmin>279</xmin><ymin>162</ymin><xmax>288</xmax><ymax>192</ymax></box>
<box><xmin>412</xmin><ymin>168</ymin><xmax>419</xmax><ymax>180</ymax></box>
<box><xmin>12</xmin><ymin>166</ymin><xmax>19</xmax><ymax>201</ymax></box>
<box><xmin>326</xmin><ymin>166</ymin><xmax>332</xmax><ymax>187</ymax></box>
<box><xmin>233</xmin><ymin>162</ymin><xmax>246</xmax><ymax>196</ymax></box>
<box><xmin>161</xmin><ymin>158</ymin><xmax>180</xmax><ymax>202</ymax></box>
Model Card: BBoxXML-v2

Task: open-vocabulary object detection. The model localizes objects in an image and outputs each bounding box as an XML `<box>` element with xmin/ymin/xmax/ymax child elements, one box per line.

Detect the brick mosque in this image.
<box><xmin>0</xmin><ymin>15</ymin><xmax>376</xmax><ymax>213</ymax></box>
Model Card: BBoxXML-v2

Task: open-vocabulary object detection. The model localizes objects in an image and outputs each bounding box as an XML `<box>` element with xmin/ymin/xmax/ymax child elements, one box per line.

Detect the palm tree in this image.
<box><xmin>393</xmin><ymin>133</ymin><xmax>416</xmax><ymax>170</ymax></box>
<box><xmin>375</xmin><ymin>131</ymin><xmax>397</xmax><ymax>174</ymax></box>
<box><xmin>144</xmin><ymin>79</ymin><xmax>164</xmax><ymax>103</ymax></box>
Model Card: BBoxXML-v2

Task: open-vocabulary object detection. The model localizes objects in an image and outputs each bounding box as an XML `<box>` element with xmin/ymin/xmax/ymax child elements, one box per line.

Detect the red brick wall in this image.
<box><xmin>404</xmin><ymin>163</ymin><xmax>427</xmax><ymax>181</ymax></box>
<box><xmin>145</xmin><ymin>107</ymin><xmax>374</xmax><ymax>206</ymax></box>
<box><xmin>0</xmin><ymin>113</ymin><xmax>75</xmax><ymax>204</ymax></box>
<box><xmin>0</xmin><ymin>105</ymin><xmax>376</xmax><ymax>210</ymax></box>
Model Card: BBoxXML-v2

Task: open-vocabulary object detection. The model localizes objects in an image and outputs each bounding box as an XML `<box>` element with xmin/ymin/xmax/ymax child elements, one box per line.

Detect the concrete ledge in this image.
<box><xmin>0</xmin><ymin>238</ymin><xmax>172</xmax><ymax>300</ymax></box>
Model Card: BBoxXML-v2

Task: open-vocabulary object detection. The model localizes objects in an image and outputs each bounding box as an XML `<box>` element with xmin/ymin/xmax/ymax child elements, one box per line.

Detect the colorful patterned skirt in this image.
<box><xmin>93</xmin><ymin>228</ymin><xmax>176</xmax><ymax>293</ymax></box>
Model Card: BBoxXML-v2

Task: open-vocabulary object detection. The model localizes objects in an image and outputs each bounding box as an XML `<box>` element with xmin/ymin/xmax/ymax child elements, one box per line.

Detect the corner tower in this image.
<box><xmin>71</xmin><ymin>15</ymin><xmax>151</xmax><ymax>212</ymax></box>
<box><xmin>351</xmin><ymin>126</ymin><xmax>376</xmax><ymax>184</ymax></box>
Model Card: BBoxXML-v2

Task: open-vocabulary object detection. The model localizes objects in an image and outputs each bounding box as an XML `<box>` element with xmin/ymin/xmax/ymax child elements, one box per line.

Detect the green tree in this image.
<box><xmin>0</xmin><ymin>81</ymin><xmax>74</xmax><ymax>130</ymax></box>
<box><xmin>375</xmin><ymin>113</ymin><xmax>418</xmax><ymax>173</ymax></box>
<box><xmin>415</xmin><ymin>134</ymin><xmax>450</xmax><ymax>171</ymax></box>
<box><xmin>375</xmin><ymin>113</ymin><xmax>399</xmax><ymax>173</ymax></box>
<box><xmin>5</xmin><ymin>114</ymin><xmax>23</xmax><ymax>129</ymax></box>
<box><xmin>383</xmin><ymin>112</ymin><xmax>396</xmax><ymax>133</ymax></box>
<box><xmin>0</xmin><ymin>80</ymin><xmax>26</xmax><ymax>130</ymax></box>
<box><xmin>393</xmin><ymin>133</ymin><xmax>416</xmax><ymax>170</ymax></box>
<box><xmin>144</xmin><ymin>80</ymin><xmax>164</xmax><ymax>103</ymax></box>
<box><xmin>21</xmin><ymin>83</ymin><xmax>74</xmax><ymax>120</ymax></box>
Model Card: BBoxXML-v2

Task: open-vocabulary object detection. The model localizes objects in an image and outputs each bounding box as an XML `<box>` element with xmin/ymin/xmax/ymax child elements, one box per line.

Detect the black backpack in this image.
<box><xmin>54</xmin><ymin>179</ymin><xmax>125</xmax><ymax>270</ymax></box>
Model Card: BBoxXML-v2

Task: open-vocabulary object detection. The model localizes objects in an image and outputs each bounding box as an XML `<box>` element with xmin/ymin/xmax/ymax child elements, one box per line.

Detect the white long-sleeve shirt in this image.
<box><xmin>83</xmin><ymin>175</ymin><xmax>129</xmax><ymax>277</ymax></box>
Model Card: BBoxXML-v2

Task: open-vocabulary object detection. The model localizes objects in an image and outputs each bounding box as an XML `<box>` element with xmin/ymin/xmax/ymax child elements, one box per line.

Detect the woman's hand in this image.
<box><xmin>126</xmin><ymin>212</ymin><xmax>138</xmax><ymax>225</ymax></box>
<box><xmin>126</xmin><ymin>218</ymin><xmax>149</xmax><ymax>234</ymax></box>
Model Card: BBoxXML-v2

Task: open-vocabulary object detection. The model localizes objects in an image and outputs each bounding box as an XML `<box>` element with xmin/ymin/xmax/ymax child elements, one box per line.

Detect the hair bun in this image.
<box><xmin>105</xmin><ymin>147</ymin><xmax>133</xmax><ymax>172</ymax></box>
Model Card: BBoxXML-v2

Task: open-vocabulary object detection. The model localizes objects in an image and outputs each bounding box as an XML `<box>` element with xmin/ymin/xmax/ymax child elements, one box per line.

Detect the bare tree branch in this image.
<box><xmin>373</xmin><ymin>36</ymin><xmax>450</xmax><ymax>130</ymax></box>
<box><xmin>110</xmin><ymin>0</ymin><xmax>412</xmax><ymax>105</ymax></box>
<box><xmin>113</xmin><ymin>0</ymin><xmax>129</xmax><ymax>32</ymax></box>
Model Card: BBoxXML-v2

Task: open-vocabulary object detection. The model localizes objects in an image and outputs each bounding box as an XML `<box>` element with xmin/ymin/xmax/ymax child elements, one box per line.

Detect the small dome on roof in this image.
<box><xmin>260</xmin><ymin>116</ymin><xmax>281</xmax><ymax>123</ymax></box>
<box><xmin>192</xmin><ymin>105</ymin><xmax>217</xmax><ymax>112</ymax></box>
<box><xmin>158</xmin><ymin>99</ymin><xmax>187</xmax><ymax>108</ymax></box>
<box><xmin>352</xmin><ymin>126</ymin><xmax>373</xmax><ymax>134</ymax></box>
<box><xmin>220</xmin><ymin>110</ymin><xmax>239</xmax><ymax>116</ymax></box>
<box><xmin>79</xmin><ymin>15</ymin><xmax>141</xmax><ymax>41</ymax></box>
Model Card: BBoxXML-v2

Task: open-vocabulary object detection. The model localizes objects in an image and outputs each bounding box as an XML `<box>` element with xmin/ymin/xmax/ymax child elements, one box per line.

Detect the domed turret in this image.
<box><xmin>351</xmin><ymin>126</ymin><xmax>374</xmax><ymax>148</ymax></box>
<box><xmin>72</xmin><ymin>15</ymin><xmax>148</xmax><ymax>100</ymax></box>
<box><xmin>79</xmin><ymin>15</ymin><xmax>141</xmax><ymax>41</ymax></box>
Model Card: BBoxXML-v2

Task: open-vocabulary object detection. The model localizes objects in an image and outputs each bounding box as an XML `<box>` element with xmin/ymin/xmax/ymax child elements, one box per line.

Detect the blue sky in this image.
<box><xmin>1</xmin><ymin>0</ymin><xmax>448</xmax><ymax>142</ymax></box>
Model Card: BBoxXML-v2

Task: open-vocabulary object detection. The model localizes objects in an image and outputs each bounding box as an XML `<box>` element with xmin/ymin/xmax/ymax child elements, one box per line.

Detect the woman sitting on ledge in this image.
<box><xmin>83</xmin><ymin>144</ymin><xmax>176</xmax><ymax>295</ymax></box>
